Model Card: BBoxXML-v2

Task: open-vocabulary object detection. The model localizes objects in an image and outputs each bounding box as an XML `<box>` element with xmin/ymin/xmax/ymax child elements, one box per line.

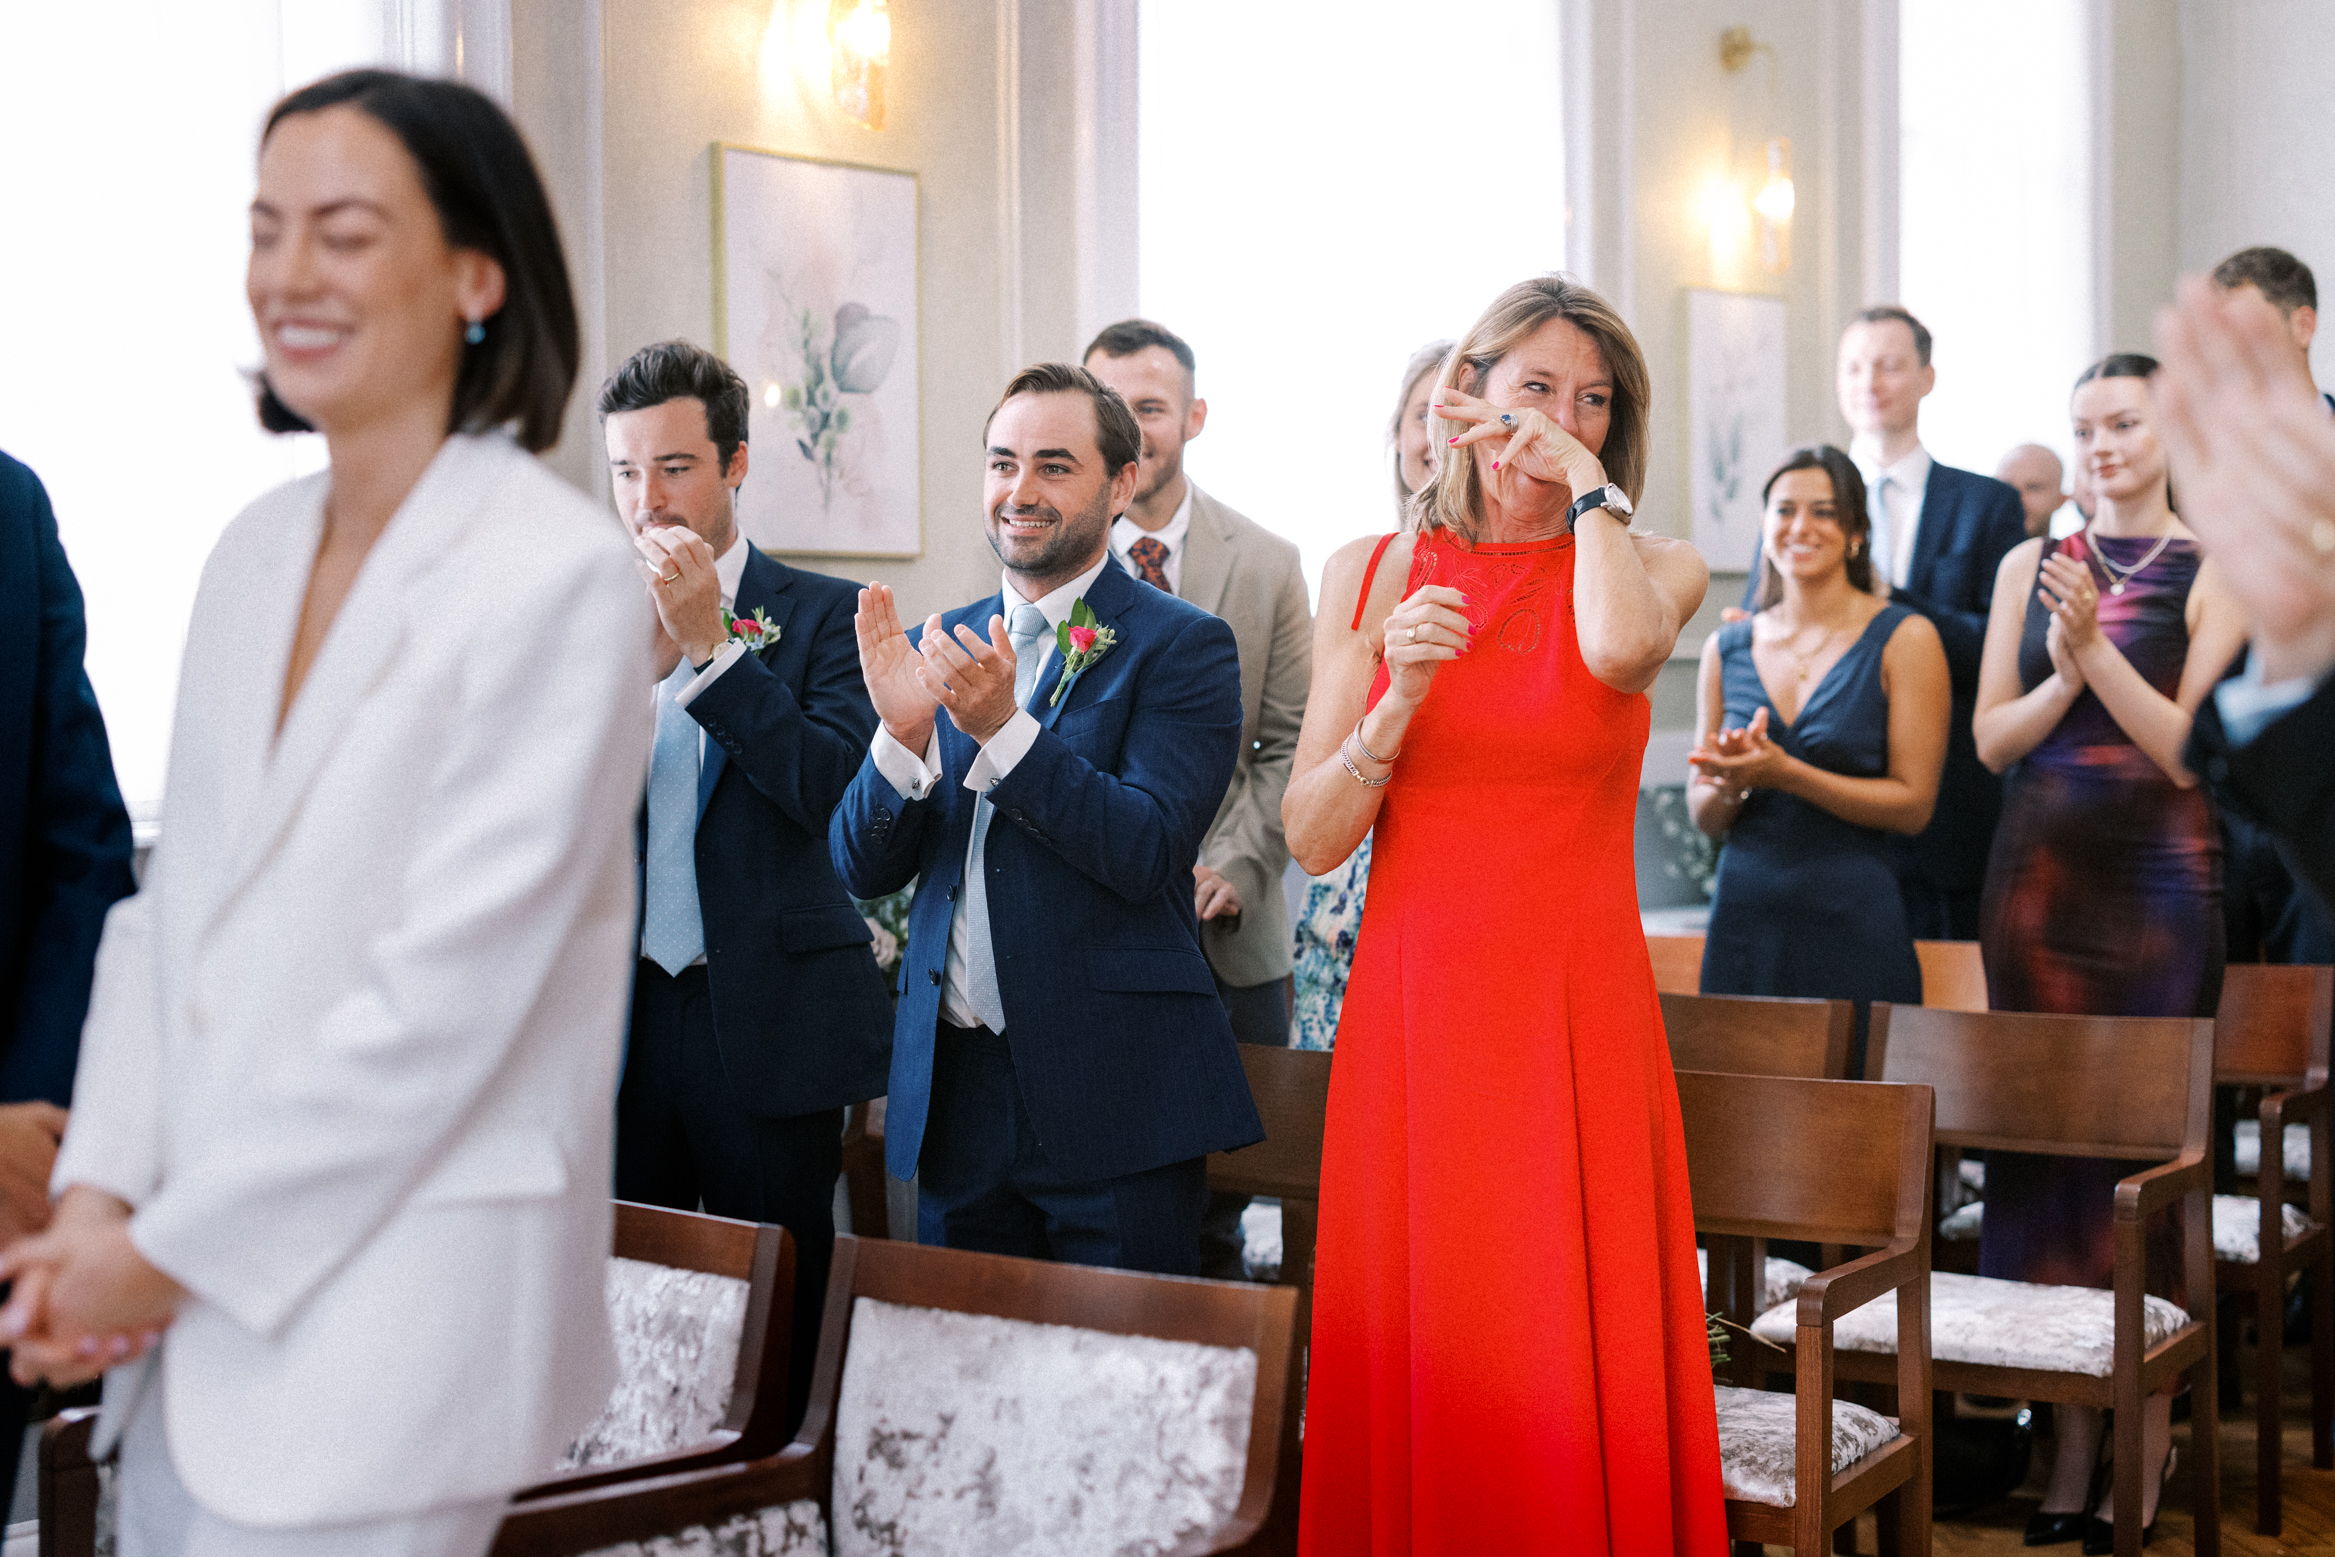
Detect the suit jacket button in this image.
<box><xmin>928</xmin><ymin>969</ymin><xmax>943</xmax><ymax>985</ymax></box>
<box><xmin>946</xmin><ymin>884</ymin><xmax>958</xmax><ymax>902</ymax></box>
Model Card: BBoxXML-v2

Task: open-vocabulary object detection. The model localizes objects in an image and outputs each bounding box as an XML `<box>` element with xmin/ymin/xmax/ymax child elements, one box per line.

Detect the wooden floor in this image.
<box><xmin>1758</xmin><ymin>1341</ymin><xmax>2335</xmax><ymax>1556</ymax></box>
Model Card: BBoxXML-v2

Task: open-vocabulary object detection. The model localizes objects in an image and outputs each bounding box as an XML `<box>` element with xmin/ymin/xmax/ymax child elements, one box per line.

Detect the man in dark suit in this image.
<box><xmin>2160</xmin><ymin>273</ymin><xmax>2335</xmax><ymax>917</ymax></box>
<box><xmin>602</xmin><ymin>343</ymin><xmax>892</xmax><ymax>1429</ymax></box>
<box><xmin>0</xmin><ymin>449</ymin><xmax>135</xmax><ymax>1509</ymax></box>
<box><xmin>830</xmin><ymin>362</ymin><xmax>1263</xmax><ymax>1274</ymax></box>
<box><xmin>2195</xmin><ymin>247</ymin><xmax>2334</xmax><ymax>963</ymax></box>
<box><xmin>1741</xmin><ymin>306</ymin><xmax>2028</xmax><ymax>937</ymax></box>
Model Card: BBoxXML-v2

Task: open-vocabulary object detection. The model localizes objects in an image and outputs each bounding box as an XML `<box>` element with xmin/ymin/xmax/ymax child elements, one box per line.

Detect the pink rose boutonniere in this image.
<box><xmin>1049</xmin><ymin>598</ymin><xmax>1117</xmax><ymax>707</ymax></box>
<box><xmin>722</xmin><ymin>606</ymin><xmax>781</xmax><ymax>651</ymax></box>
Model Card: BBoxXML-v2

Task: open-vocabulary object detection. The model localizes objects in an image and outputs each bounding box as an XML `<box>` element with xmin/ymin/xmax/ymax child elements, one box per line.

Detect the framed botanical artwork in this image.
<box><xmin>1685</xmin><ymin>288</ymin><xmax>1787</xmax><ymax>570</ymax></box>
<box><xmin>714</xmin><ymin>143</ymin><xmax>922</xmax><ymax>558</ymax></box>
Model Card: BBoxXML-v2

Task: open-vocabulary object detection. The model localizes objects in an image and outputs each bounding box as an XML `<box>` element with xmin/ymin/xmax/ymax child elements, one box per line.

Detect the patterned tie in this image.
<box><xmin>1127</xmin><ymin>536</ymin><xmax>1172</xmax><ymax>591</ymax></box>
<box><xmin>641</xmin><ymin>660</ymin><xmax>705</xmax><ymax>976</ymax></box>
<box><xmin>962</xmin><ymin>604</ymin><xmax>1053</xmax><ymax>1031</ymax></box>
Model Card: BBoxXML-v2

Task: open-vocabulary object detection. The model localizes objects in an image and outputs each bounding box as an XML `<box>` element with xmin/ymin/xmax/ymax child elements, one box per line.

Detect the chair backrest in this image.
<box><xmin>1661</xmin><ymin>991</ymin><xmax>1857</xmax><ymax>1080</ymax></box>
<box><xmin>553</xmin><ymin>1204</ymin><xmax>792</xmax><ymax>1472</ymax></box>
<box><xmin>1647</xmin><ymin>933</ymin><xmax>1705</xmax><ymax>996</ymax></box>
<box><xmin>1678</xmin><ymin>1072</ymin><xmax>1935</xmax><ymax>1249</ymax></box>
<box><xmin>1871</xmin><ymin>1004</ymin><xmax>2212</xmax><ymax>1160</ymax></box>
<box><xmin>815</xmin><ymin>1236</ymin><xmax>1296</xmax><ymax>1553</ymax></box>
<box><xmin>1914</xmin><ymin>939</ymin><xmax>1988</xmax><ymax>1012</ymax></box>
<box><xmin>1207</xmin><ymin>1045</ymin><xmax>1331</xmax><ymax>1200</ymax></box>
<box><xmin>2215</xmin><ymin>963</ymin><xmax>2335</xmax><ymax>1087</ymax></box>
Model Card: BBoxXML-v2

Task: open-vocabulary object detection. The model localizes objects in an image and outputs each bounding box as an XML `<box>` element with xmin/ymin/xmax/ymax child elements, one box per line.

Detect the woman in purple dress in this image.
<box><xmin>1973</xmin><ymin>353</ymin><xmax>2249</xmax><ymax>1549</ymax></box>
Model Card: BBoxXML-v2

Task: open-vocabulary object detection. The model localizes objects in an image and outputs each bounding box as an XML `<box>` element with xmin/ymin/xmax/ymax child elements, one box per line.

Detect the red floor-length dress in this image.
<box><xmin>1298</xmin><ymin>529</ymin><xmax>1727</xmax><ymax>1554</ymax></box>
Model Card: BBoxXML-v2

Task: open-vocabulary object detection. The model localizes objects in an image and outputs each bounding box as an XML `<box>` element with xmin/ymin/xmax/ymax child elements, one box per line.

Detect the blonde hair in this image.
<box><xmin>1388</xmin><ymin>338</ymin><xmax>1455</xmax><ymax>520</ymax></box>
<box><xmin>1409</xmin><ymin>275</ymin><xmax>1649</xmax><ymax>543</ymax></box>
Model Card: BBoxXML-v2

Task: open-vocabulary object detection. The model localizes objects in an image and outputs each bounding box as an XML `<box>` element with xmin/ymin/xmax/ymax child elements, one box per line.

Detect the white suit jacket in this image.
<box><xmin>54</xmin><ymin>433</ymin><xmax>654</xmax><ymax>1527</ymax></box>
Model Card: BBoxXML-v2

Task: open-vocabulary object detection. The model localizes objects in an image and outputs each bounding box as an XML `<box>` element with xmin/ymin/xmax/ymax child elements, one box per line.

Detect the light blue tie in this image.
<box><xmin>641</xmin><ymin>661</ymin><xmax>705</xmax><ymax>976</ymax></box>
<box><xmin>1866</xmin><ymin>474</ymin><xmax>1893</xmax><ymax>585</ymax></box>
<box><xmin>962</xmin><ymin>604</ymin><xmax>1052</xmax><ymax>1031</ymax></box>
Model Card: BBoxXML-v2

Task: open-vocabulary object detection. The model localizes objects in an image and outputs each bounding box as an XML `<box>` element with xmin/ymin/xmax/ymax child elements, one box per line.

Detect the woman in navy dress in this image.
<box><xmin>1689</xmin><ymin>445</ymin><xmax>1950</xmax><ymax>1070</ymax></box>
<box><xmin>1973</xmin><ymin>354</ymin><xmax>2249</xmax><ymax>1548</ymax></box>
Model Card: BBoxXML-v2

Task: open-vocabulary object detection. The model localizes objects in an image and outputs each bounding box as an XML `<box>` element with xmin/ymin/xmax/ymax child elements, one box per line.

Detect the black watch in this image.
<box><xmin>1566</xmin><ymin>483</ymin><xmax>1633</xmax><ymax>529</ymax></box>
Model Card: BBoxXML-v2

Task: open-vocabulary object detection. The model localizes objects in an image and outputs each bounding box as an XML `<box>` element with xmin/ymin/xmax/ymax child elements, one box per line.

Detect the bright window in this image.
<box><xmin>1899</xmin><ymin>1</ymin><xmax>2092</xmax><ymax>488</ymax></box>
<box><xmin>1139</xmin><ymin>2</ymin><xmax>1566</xmax><ymax>599</ymax></box>
<box><xmin>0</xmin><ymin>3</ymin><xmax>392</xmax><ymax>819</ymax></box>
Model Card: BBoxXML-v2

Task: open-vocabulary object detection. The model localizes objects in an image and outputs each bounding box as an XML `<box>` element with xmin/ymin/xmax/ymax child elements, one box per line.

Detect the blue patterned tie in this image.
<box><xmin>962</xmin><ymin>604</ymin><xmax>1052</xmax><ymax>1030</ymax></box>
<box><xmin>641</xmin><ymin>660</ymin><xmax>705</xmax><ymax>976</ymax></box>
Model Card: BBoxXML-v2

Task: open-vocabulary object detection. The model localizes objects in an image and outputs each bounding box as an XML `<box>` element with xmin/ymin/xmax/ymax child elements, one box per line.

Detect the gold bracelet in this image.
<box><xmin>1339</xmin><ymin>740</ymin><xmax>1392</xmax><ymax>787</ymax></box>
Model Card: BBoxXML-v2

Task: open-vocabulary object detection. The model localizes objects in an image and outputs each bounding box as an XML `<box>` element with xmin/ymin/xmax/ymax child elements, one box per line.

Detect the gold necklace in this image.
<box><xmin>2085</xmin><ymin>524</ymin><xmax>2175</xmax><ymax>595</ymax></box>
<box><xmin>1771</xmin><ymin>615</ymin><xmax>1848</xmax><ymax>681</ymax></box>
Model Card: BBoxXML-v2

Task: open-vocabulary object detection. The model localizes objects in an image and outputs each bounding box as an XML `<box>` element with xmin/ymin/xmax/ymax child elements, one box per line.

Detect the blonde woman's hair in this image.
<box><xmin>1388</xmin><ymin>338</ymin><xmax>1455</xmax><ymax>521</ymax></box>
<box><xmin>1408</xmin><ymin>275</ymin><xmax>1649</xmax><ymax>543</ymax></box>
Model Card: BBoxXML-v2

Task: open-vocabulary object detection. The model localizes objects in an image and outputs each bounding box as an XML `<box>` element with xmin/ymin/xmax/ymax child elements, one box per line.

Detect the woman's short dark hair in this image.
<box><xmin>598</xmin><ymin>341</ymin><xmax>751</xmax><ymax>475</ymax></box>
<box><xmin>1754</xmin><ymin>444</ymin><xmax>1874</xmax><ymax>609</ymax></box>
<box><xmin>983</xmin><ymin>363</ymin><xmax>1142</xmax><ymax>478</ymax></box>
<box><xmin>255</xmin><ymin>70</ymin><xmax>579</xmax><ymax>452</ymax></box>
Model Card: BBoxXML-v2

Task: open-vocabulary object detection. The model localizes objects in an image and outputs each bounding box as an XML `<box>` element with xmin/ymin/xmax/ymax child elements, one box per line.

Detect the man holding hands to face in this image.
<box><xmin>829</xmin><ymin>363</ymin><xmax>1261</xmax><ymax>1274</ymax></box>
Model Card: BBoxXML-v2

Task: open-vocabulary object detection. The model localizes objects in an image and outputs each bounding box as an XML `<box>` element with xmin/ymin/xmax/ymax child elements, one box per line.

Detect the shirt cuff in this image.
<box><xmin>871</xmin><ymin>724</ymin><xmax>942</xmax><ymax>801</ymax></box>
<box><xmin>672</xmin><ymin>639</ymin><xmax>746</xmax><ymax>709</ymax></box>
<box><xmin>964</xmin><ymin>709</ymin><xmax>1041</xmax><ymax>794</ymax></box>
<box><xmin>2214</xmin><ymin>648</ymin><xmax>2320</xmax><ymax>748</ymax></box>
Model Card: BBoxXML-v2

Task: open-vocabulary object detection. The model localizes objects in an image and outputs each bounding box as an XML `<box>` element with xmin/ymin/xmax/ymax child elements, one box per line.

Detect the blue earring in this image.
<box><xmin>463</xmin><ymin>318</ymin><xmax>486</xmax><ymax>345</ymax></box>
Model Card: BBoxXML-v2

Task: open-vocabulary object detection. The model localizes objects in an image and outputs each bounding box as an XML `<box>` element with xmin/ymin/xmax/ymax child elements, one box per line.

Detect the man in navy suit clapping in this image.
<box><xmin>1743</xmin><ymin>308</ymin><xmax>2029</xmax><ymax>938</ymax></box>
<box><xmin>831</xmin><ymin>363</ymin><xmax>1262</xmax><ymax>1274</ymax></box>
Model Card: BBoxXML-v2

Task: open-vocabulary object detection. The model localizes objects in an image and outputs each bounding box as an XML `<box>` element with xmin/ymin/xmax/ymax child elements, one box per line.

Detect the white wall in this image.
<box><xmin>2179</xmin><ymin>0</ymin><xmax>2335</xmax><ymax>385</ymax></box>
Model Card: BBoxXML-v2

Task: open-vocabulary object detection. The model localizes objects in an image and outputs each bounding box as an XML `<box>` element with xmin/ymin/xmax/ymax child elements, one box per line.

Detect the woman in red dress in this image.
<box><xmin>1283</xmin><ymin>276</ymin><xmax>1723</xmax><ymax>1553</ymax></box>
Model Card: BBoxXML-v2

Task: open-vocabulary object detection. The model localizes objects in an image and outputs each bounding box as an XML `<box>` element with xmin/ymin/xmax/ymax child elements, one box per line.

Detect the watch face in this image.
<box><xmin>1603</xmin><ymin>484</ymin><xmax>1633</xmax><ymax>515</ymax></box>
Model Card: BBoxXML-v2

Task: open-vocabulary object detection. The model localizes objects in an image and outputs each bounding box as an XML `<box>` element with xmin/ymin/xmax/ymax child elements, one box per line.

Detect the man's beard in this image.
<box><xmin>1134</xmin><ymin>446</ymin><xmax>1183</xmax><ymax>506</ymax></box>
<box><xmin>988</xmin><ymin>479</ymin><xmax>1115</xmax><ymax>580</ymax></box>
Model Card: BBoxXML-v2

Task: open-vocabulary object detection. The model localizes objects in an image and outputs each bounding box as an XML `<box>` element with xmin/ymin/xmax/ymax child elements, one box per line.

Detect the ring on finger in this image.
<box><xmin>660</xmin><ymin>570</ymin><xmax>681</xmax><ymax>584</ymax></box>
<box><xmin>1407</xmin><ymin>624</ymin><xmax>1420</xmax><ymax>643</ymax></box>
<box><xmin>1498</xmin><ymin>412</ymin><xmax>1515</xmax><ymax>427</ymax></box>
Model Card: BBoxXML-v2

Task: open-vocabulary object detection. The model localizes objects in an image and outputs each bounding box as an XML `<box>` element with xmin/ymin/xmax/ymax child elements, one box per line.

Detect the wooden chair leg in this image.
<box><xmin>2112</xmin><ymin>1386</ymin><xmax>2145</xmax><ymax>1557</ymax></box>
<box><xmin>2315</xmin><ymin>1252</ymin><xmax>2335</xmax><ymax>1470</ymax></box>
<box><xmin>2258</xmin><ymin>1262</ymin><xmax>2284</xmax><ymax>1534</ymax></box>
<box><xmin>2196</xmin><ymin>1337</ymin><xmax>2225</xmax><ymax>1557</ymax></box>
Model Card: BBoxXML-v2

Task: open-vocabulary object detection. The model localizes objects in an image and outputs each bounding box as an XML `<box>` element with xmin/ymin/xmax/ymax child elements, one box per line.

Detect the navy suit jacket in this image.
<box><xmin>637</xmin><ymin>547</ymin><xmax>892</xmax><ymax>1118</ymax></box>
<box><xmin>830</xmin><ymin>556</ymin><xmax>1265</xmax><ymax>1183</ymax></box>
<box><xmin>1741</xmin><ymin>458</ymin><xmax>2027</xmax><ymax>892</ymax></box>
<box><xmin>2191</xmin><ymin>672</ymin><xmax>2335</xmax><ymax>913</ymax></box>
<box><xmin>0</xmin><ymin>451</ymin><xmax>135</xmax><ymax>1106</ymax></box>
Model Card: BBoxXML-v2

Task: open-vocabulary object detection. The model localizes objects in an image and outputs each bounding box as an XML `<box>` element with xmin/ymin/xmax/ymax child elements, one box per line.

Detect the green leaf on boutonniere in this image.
<box><xmin>721</xmin><ymin>605</ymin><xmax>782</xmax><ymax>651</ymax></box>
<box><xmin>1049</xmin><ymin>598</ymin><xmax>1117</xmax><ymax>707</ymax></box>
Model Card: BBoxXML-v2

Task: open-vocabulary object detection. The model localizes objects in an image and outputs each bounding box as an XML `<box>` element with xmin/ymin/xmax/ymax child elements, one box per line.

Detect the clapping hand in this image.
<box><xmin>2044</xmin><ymin>611</ymin><xmax>2087</xmax><ymax>694</ymax></box>
<box><xmin>2037</xmin><ymin>549</ymin><xmax>2104</xmax><ymax>654</ymax></box>
<box><xmin>1689</xmin><ymin>707</ymin><xmax>1790</xmax><ymax>796</ymax></box>
<box><xmin>854</xmin><ymin>584</ymin><xmax>942</xmax><ymax>751</ymax></box>
<box><xmin>0</xmin><ymin>1187</ymin><xmax>180</xmax><ymax>1388</ymax></box>
<box><xmin>2154</xmin><ymin>275</ymin><xmax>2335</xmax><ymax>685</ymax></box>
<box><xmin>635</xmin><ymin>526</ymin><xmax>726</xmax><ymax>672</ymax></box>
<box><xmin>917</xmin><ymin>617</ymin><xmax>1022</xmax><ymax>745</ymax></box>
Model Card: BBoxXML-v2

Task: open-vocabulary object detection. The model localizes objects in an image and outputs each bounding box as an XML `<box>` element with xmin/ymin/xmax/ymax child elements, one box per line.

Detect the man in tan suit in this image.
<box><xmin>1085</xmin><ymin>320</ymin><xmax>1311</xmax><ymax>1046</ymax></box>
<box><xmin>1086</xmin><ymin>321</ymin><xmax>1309</xmax><ymax>1276</ymax></box>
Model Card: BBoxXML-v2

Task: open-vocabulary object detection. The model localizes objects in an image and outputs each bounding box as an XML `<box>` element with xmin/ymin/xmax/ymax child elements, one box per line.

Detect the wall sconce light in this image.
<box><xmin>829</xmin><ymin>0</ymin><xmax>889</xmax><ymax>130</ymax></box>
<box><xmin>1719</xmin><ymin>26</ymin><xmax>1793</xmax><ymax>275</ymax></box>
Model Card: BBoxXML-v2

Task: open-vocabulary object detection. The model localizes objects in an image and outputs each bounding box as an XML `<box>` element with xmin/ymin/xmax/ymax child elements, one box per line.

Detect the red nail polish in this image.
<box><xmin>1492</xmin><ymin>461</ymin><xmax>1501</xmax><ymax>470</ymax></box>
<box><xmin>1447</xmin><ymin>437</ymin><xmax>1458</xmax><ymax>445</ymax></box>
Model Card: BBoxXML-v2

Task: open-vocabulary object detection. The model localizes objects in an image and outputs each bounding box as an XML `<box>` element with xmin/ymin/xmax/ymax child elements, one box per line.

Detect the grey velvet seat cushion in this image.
<box><xmin>576</xmin><ymin>1503</ymin><xmax>829</xmax><ymax>1556</ymax></box>
<box><xmin>1713</xmin><ymin>1385</ymin><xmax>1899</xmax><ymax>1507</ymax></box>
<box><xmin>2235</xmin><ymin>1120</ymin><xmax>2312</xmax><ymax>1184</ymax></box>
<box><xmin>1750</xmin><ymin>1271</ymin><xmax>2189</xmax><ymax>1376</ymax></box>
<box><xmin>560</xmin><ymin>1256</ymin><xmax>752</xmax><ymax>1470</ymax></box>
<box><xmin>1696</xmin><ymin>1247</ymin><xmax>1814</xmax><ymax>1310</ymax></box>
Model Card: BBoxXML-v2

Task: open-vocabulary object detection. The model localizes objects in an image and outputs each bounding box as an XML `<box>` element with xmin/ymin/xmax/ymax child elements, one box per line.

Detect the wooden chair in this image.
<box><xmin>1679</xmin><ymin>1070</ymin><xmax>1935</xmax><ymax>1554</ymax></box>
<box><xmin>1767</xmin><ymin>1005</ymin><xmax>2220</xmax><ymax>1557</ymax></box>
<box><xmin>1661</xmin><ymin>991</ymin><xmax>1859</xmax><ymax>1080</ymax></box>
<box><xmin>2210</xmin><ymin>962</ymin><xmax>2334</xmax><ymax>1534</ymax></box>
<box><xmin>839</xmin><ymin>1096</ymin><xmax>890</xmax><ymax>1239</ymax></box>
<box><xmin>491</xmin><ymin>1234</ymin><xmax>1299</xmax><ymax>1556</ymax></box>
<box><xmin>40</xmin><ymin>1204</ymin><xmax>796</xmax><ymax>1554</ymax></box>
<box><xmin>1207</xmin><ymin>1043</ymin><xmax>1332</xmax><ymax>1555</ymax></box>
<box><xmin>1647</xmin><ymin>932</ymin><xmax>1706</xmax><ymax>995</ymax></box>
<box><xmin>1913</xmin><ymin>940</ymin><xmax>1988</xmax><ymax>1012</ymax></box>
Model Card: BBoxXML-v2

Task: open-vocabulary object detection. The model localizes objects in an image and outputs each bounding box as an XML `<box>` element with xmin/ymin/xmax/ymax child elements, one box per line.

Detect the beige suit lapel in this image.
<box><xmin>216</xmin><ymin>436</ymin><xmax>503</xmax><ymax>913</ymax></box>
<box><xmin>1178</xmin><ymin>484</ymin><xmax>1237</xmax><ymax>615</ymax></box>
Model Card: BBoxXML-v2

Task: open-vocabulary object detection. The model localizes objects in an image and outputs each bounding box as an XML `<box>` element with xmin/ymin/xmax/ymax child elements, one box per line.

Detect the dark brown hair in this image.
<box><xmin>1082</xmin><ymin>318</ymin><xmax>1197</xmax><ymax>384</ymax></box>
<box><xmin>1851</xmin><ymin>305</ymin><xmax>1933</xmax><ymax>367</ymax></box>
<box><xmin>2073</xmin><ymin>353</ymin><xmax>2175</xmax><ymax>513</ymax></box>
<box><xmin>984</xmin><ymin>363</ymin><xmax>1142</xmax><ymax>478</ymax></box>
<box><xmin>598</xmin><ymin>341</ymin><xmax>751</xmax><ymax>475</ymax></box>
<box><xmin>2212</xmin><ymin>246</ymin><xmax>2317</xmax><ymax>317</ymax></box>
<box><xmin>1754</xmin><ymin>444</ymin><xmax>1874</xmax><ymax>609</ymax></box>
<box><xmin>256</xmin><ymin>70</ymin><xmax>579</xmax><ymax>452</ymax></box>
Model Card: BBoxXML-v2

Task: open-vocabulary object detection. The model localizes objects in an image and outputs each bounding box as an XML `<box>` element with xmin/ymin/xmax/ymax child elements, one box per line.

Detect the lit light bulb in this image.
<box><xmin>828</xmin><ymin>0</ymin><xmax>889</xmax><ymax>129</ymax></box>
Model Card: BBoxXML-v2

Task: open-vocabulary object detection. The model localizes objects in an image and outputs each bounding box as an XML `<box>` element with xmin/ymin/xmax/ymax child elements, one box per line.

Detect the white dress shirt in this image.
<box><xmin>1110</xmin><ymin>486</ymin><xmax>1194</xmax><ymax>593</ymax></box>
<box><xmin>1850</xmin><ymin>439</ymin><xmax>1932</xmax><ymax>591</ymax></box>
<box><xmin>868</xmin><ymin>553</ymin><xmax>1112</xmax><ymax>1026</ymax></box>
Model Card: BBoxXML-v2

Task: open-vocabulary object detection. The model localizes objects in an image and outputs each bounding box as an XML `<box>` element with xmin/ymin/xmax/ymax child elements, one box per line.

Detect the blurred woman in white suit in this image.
<box><xmin>0</xmin><ymin>72</ymin><xmax>653</xmax><ymax>1557</ymax></box>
